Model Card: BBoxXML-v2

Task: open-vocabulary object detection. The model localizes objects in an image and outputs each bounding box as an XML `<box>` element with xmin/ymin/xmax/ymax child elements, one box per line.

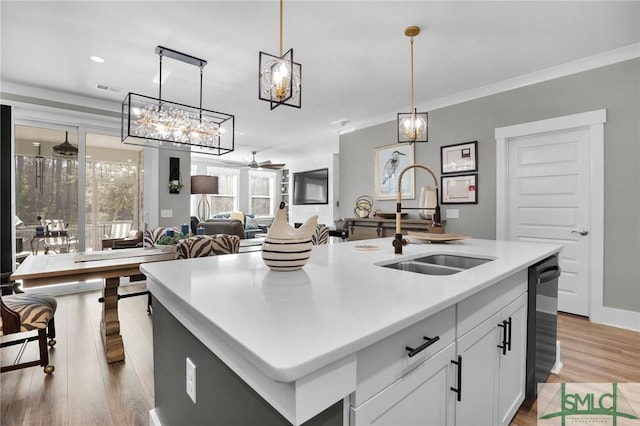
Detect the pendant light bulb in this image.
<box><xmin>399</xmin><ymin>111</ymin><xmax>427</xmax><ymax>141</ymax></box>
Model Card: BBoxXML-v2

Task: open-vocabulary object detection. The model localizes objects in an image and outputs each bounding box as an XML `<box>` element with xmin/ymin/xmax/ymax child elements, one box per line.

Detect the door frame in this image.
<box><xmin>495</xmin><ymin>109</ymin><xmax>606</xmax><ymax>322</ymax></box>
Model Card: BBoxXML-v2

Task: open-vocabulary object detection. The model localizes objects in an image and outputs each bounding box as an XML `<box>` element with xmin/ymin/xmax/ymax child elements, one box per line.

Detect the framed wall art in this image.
<box><xmin>441</xmin><ymin>141</ymin><xmax>477</xmax><ymax>174</ymax></box>
<box><xmin>441</xmin><ymin>174</ymin><xmax>477</xmax><ymax>204</ymax></box>
<box><xmin>374</xmin><ymin>143</ymin><xmax>415</xmax><ymax>200</ymax></box>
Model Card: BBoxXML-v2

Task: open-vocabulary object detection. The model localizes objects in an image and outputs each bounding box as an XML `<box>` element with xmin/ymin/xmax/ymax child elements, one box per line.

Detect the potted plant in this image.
<box><xmin>168</xmin><ymin>180</ymin><xmax>183</xmax><ymax>194</ymax></box>
<box><xmin>155</xmin><ymin>232</ymin><xmax>186</xmax><ymax>252</ymax></box>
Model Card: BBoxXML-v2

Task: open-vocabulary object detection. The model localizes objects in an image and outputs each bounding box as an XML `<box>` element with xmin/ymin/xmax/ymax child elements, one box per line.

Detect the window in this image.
<box><xmin>205</xmin><ymin>167</ymin><xmax>238</xmax><ymax>215</ymax></box>
<box><xmin>249</xmin><ymin>170</ymin><xmax>275</xmax><ymax>216</ymax></box>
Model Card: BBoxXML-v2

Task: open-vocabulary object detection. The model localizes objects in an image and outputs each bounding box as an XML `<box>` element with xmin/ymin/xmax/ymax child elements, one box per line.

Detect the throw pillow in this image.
<box><xmin>246</xmin><ymin>217</ymin><xmax>260</xmax><ymax>229</ymax></box>
<box><xmin>229</xmin><ymin>211</ymin><xmax>245</xmax><ymax>222</ymax></box>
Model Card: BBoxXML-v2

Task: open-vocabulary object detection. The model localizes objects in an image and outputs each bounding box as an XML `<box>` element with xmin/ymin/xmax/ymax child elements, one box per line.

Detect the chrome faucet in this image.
<box><xmin>393</xmin><ymin>164</ymin><xmax>442</xmax><ymax>254</ymax></box>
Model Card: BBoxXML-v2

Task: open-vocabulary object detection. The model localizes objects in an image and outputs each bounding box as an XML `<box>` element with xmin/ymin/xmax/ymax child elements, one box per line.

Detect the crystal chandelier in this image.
<box><xmin>398</xmin><ymin>26</ymin><xmax>428</xmax><ymax>144</ymax></box>
<box><xmin>122</xmin><ymin>46</ymin><xmax>234</xmax><ymax>156</ymax></box>
<box><xmin>258</xmin><ymin>0</ymin><xmax>302</xmax><ymax>109</ymax></box>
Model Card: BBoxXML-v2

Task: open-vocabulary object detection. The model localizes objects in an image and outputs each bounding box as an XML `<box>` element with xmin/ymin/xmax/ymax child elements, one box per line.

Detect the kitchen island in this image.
<box><xmin>141</xmin><ymin>238</ymin><xmax>560</xmax><ymax>426</ymax></box>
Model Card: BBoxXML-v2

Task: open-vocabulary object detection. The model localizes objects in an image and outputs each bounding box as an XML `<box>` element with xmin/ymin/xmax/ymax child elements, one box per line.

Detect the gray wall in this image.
<box><xmin>339</xmin><ymin>58</ymin><xmax>639</xmax><ymax>313</ymax></box>
<box><xmin>145</xmin><ymin>148</ymin><xmax>192</xmax><ymax>229</ymax></box>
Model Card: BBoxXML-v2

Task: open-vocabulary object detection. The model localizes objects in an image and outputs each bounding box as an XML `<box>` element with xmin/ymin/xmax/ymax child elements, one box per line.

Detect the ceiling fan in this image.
<box><xmin>225</xmin><ymin>151</ymin><xmax>286</xmax><ymax>170</ymax></box>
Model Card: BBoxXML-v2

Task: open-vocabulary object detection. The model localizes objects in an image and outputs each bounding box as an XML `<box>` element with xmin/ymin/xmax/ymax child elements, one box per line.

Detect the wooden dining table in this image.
<box><xmin>10</xmin><ymin>247</ymin><xmax>175</xmax><ymax>363</ymax></box>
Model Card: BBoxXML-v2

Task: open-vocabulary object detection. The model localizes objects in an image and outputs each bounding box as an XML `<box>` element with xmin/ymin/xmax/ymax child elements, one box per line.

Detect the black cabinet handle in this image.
<box><xmin>451</xmin><ymin>355</ymin><xmax>462</xmax><ymax>402</ymax></box>
<box><xmin>497</xmin><ymin>320</ymin><xmax>508</xmax><ymax>355</ymax></box>
<box><xmin>405</xmin><ymin>335</ymin><xmax>440</xmax><ymax>358</ymax></box>
<box><xmin>506</xmin><ymin>317</ymin><xmax>512</xmax><ymax>352</ymax></box>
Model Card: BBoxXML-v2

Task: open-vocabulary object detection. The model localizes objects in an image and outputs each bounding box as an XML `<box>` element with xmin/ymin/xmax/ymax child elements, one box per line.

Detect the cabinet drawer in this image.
<box><xmin>351</xmin><ymin>342</ymin><xmax>456</xmax><ymax>426</ymax></box>
<box><xmin>457</xmin><ymin>270</ymin><xmax>527</xmax><ymax>337</ymax></box>
<box><xmin>353</xmin><ymin>305</ymin><xmax>455</xmax><ymax>407</ymax></box>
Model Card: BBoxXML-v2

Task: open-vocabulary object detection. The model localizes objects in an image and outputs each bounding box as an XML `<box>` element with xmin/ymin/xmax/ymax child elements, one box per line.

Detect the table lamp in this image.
<box><xmin>191</xmin><ymin>175</ymin><xmax>219</xmax><ymax>221</ymax></box>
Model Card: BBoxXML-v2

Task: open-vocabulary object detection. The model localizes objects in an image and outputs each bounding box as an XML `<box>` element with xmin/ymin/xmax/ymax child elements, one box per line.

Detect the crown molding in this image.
<box><xmin>350</xmin><ymin>43</ymin><xmax>640</xmax><ymax>134</ymax></box>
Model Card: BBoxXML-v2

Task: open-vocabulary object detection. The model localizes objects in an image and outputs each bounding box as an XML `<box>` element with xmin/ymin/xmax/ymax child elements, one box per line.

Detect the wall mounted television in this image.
<box><xmin>293</xmin><ymin>168</ymin><xmax>329</xmax><ymax>205</ymax></box>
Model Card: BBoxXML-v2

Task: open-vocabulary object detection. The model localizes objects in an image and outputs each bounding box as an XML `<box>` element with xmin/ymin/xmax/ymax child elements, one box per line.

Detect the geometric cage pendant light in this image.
<box><xmin>397</xmin><ymin>26</ymin><xmax>428</xmax><ymax>143</ymax></box>
<box><xmin>121</xmin><ymin>46</ymin><xmax>235</xmax><ymax>156</ymax></box>
<box><xmin>258</xmin><ymin>0</ymin><xmax>302</xmax><ymax>110</ymax></box>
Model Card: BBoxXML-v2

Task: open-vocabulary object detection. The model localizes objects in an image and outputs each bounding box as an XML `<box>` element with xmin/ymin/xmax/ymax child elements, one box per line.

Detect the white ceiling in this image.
<box><xmin>2</xmin><ymin>1</ymin><xmax>639</xmax><ymax>165</ymax></box>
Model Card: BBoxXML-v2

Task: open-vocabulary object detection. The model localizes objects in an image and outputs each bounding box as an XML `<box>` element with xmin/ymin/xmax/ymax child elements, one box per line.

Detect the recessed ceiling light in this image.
<box><xmin>90</xmin><ymin>56</ymin><xmax>105</xmax><ymax>63</ymax></box>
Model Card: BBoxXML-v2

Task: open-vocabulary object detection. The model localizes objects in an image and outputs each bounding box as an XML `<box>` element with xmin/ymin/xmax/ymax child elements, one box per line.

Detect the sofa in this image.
<box><xmin>208</xmin><ymin>212</ymin><xmax>267</xmax><ymax>239</ymax></box>
<box><xmin>197</xmin><ymin>219</ymin><xmax>247</xmax><ymax>239</ymax></box>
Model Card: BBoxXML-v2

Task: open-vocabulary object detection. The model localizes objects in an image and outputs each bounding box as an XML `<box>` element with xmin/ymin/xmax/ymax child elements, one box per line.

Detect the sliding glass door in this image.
<box><xmin>14</xmin><ymin>125</ymin><xmax>79</xmax><ymax>255</ymax></box>
<box><xmin>85</xmin><ymin>133</ymin><xmax>143</xmax><ymax>251</ymax></box>
<box><xmin>14</xmin><ymin>125</ymin><xmax>144</xmax><ymax>257</ymax></box>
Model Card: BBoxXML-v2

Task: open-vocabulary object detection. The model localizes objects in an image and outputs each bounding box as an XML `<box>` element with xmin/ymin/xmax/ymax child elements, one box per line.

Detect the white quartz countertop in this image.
<box><xmin>141</xmin><ymin>238</ymin><xmax>560</xmax><ymax>383</ymax></box>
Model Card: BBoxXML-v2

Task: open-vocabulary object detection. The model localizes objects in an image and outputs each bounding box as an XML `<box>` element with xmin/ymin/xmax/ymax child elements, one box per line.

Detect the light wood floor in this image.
<box><xmin>1</xmin><ymin>285</ymin><xmax>639</xmax><ymax>426</ymax></box>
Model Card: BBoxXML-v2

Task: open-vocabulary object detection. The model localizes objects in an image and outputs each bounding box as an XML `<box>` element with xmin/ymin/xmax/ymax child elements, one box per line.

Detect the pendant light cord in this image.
<box><xmin>199</xmin><ymin>65</ymin><xmax>204</xmax><ymax>121</ymax></box>
<box><xmin>279</xmin><ymin>0</ymin><xmax>284</xmax><ymax>56</ymax></box>
<box><xmin>410</xmin><ymin>36</ymin><xmax>415</xmax><ymax>112</ymax></box>
<box><xmin>158</xmin><ymin>52</ymin><xmax>163</xmax><ymax>102</ymax></box>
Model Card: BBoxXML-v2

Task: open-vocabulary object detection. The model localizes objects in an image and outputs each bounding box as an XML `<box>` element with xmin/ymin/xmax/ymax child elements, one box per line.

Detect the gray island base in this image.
<box><xmin>153</xmin><ymin>299</ymin><xmax>343</xmax><ymax>426</ymax></box>
<box><xmin>142</xmin><ymin>238</ymin><xmax>560</xmax><ymax>426</ymax></box>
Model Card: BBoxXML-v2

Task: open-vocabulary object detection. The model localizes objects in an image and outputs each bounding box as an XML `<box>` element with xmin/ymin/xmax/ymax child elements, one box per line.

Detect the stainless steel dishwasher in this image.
<box><xmin>526</xmin><ymin>254</ymin><xmax>561</xmax><ymax>401</ymax></box>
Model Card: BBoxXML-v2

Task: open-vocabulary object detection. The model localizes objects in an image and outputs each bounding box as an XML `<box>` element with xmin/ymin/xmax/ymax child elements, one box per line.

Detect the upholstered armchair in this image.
<box><xmin>107</xmin><ymin>230</ymin><xmax>143</xmax><ymax>250</ymax></box>
<box><xmin>175</xmin><ymin>235</ymin><xmax>240</xmax><ymax>259</ymax></box>
<box><xmin>0</xmin><ymin>286</ymin><xmax>57</xmax><ymax>374</ymax></box>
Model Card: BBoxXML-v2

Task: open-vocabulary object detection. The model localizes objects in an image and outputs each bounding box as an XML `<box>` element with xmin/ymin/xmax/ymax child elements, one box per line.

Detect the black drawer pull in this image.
<box><xmin>451</xmin><ymin>355</ymin><xmax>462</xmax><ymax>401</ymax></box>
<box><xmin>405</xmin><ymin>335</ymin><xmax>440</xmax><ymax>358</ymax></box>
<box><xmin>506</xmin><ymin>317</ymin><xmax>512</xmax><ymax>352</ymax></box>
<box><xmin>497</xmin><ymin>320</ymin><xmax>508</xmax><ymax>355</ymax></box>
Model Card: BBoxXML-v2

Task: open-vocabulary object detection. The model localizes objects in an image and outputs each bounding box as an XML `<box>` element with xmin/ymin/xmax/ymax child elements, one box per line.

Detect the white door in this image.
<box><xmin>507</xmin><ymin>128</ymin><xmax>591</xmax><ymax>315</ymax></box>
<box><xmin>508</xmin><ymin>128</ymin><xmax>591</xmax><ymax>316</ymax></box>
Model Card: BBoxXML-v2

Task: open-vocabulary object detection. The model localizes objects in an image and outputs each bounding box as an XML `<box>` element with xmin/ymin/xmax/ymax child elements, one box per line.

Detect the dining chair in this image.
<box><xmin>0</xmin><ymin>285</ymin><xmax>57</xmax><ymax>374</ymax></box>
<box><xmin>143</xmin><ymin>227</ymin><xmax>183</xmax><ymax>247</ymax></box>
<box><xmin>175</xmin><ymin>235</ymin><xmax>240</xmax><ymax>259</ymax></box>
<box><xmin>312</xmin><ymin>224</ymin><xmax>330</xmax><ymax>245</ymax></box>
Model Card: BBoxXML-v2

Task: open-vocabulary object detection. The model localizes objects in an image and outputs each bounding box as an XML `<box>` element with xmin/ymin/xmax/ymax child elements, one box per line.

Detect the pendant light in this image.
<box><xmin>122</xmin><ymin>46</ymin><xmax>235</xmax><ymax>156</ymax></box>
<box><xmin>397</xmin><ymin>26</ymin><xmax>428</xmax><ymax>144</ymax></box>
<box><xmin>258</xmin><ymin>0</ymin><xmax>302</xmax><ymax>110</ymax></box>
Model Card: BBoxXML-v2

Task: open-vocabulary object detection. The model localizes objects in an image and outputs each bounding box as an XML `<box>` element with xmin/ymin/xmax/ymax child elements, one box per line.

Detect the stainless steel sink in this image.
<box><xmin>379</xmin><ymin>254</ymin><xmax>493</xmax><ymax>275</ymax></box>
<box><xmin>383</xmin><ymin>260</ymin><xmax>461</xmax><ymax>275</ymax></box>
<box><xmin>415</xmin><ymin>254</ymin><xmax>492</xmax><ymax>269</ymax></box>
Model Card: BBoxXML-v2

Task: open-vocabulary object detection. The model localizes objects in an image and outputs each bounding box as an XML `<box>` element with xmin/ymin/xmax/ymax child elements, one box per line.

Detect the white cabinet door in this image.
<box><xmin>497</xmin><ymin>293</ymin><xmax>528</xmax><ymax>426</ymax></box>
<box><xmin>454</xmin><ymin>313</ymin><xmax>500</xmax><ymax>426</ymax></box>
<box><xmin>351</xmin><ymin>343</ymin><xmax>456</xmax><ymax>426</ymax></box>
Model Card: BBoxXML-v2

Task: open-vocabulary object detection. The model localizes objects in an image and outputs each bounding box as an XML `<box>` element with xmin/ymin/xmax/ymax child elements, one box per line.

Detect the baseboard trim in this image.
<box><xmin>596</xmin><ymin>307</ymin><xmax>640</xmax><ymax>332</ymax></box>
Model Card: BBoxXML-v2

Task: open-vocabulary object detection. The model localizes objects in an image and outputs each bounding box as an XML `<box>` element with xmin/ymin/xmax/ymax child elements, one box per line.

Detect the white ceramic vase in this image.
<box><xmin>261</xmin><ymin>203</ymin><xmax>318</xmax><ymax>271</ymax></box>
